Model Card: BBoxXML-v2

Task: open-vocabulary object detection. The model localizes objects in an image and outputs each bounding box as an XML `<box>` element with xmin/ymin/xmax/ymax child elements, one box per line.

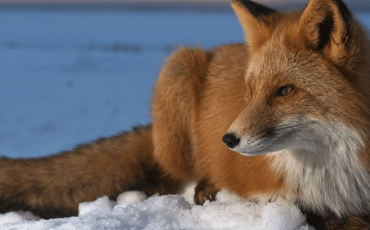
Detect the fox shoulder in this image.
<box><xmin>152</xmin><ymin>47</ymin><xmax>210</xmax><ymax>181</ymax></box>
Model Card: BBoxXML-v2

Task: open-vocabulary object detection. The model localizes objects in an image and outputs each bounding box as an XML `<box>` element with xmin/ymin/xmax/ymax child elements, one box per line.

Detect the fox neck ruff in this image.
<box><xmin>269</xmin><ymin>118</ymin><xmax>370</xmax><ymax>217</ymax></box>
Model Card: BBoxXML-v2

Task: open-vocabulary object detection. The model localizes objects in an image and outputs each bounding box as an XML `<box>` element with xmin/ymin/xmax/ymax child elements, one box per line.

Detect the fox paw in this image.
<box><xmin>194</xmin><ymin>179</ymin><xmax>219</xmax><ymax>205</ymax></box>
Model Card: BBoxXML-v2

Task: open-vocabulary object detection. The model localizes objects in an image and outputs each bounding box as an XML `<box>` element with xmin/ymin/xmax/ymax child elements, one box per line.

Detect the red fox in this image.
<box><xmin>1</xmin><ymin>0</ymin><xmax>370</xmax><ymax>229</ymax></box>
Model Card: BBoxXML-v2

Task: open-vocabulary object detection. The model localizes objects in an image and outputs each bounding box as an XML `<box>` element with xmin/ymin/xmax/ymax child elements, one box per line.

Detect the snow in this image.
<box><xmin>0</xmin><ymin>211</ymin><xmax>39</xmax><ymax>225</ymax></box>
<box><xmin>116</xmin><ymin>191</ymin><xmax>147</xmax><ymax>204</ymax></box>
<box><xmin>0</xmin><ymin>188</ymin><xmax>311</xmax><ymax>230</ymax></box>
<box><xmin>0</xmin><ymin>5</ymin><xmax>370</xmax><ymax>230</ymax></box>
<box><xmin>78</xmin><ymin>196</ymin><xmax>118</xmax><ymax>217</ymax></box>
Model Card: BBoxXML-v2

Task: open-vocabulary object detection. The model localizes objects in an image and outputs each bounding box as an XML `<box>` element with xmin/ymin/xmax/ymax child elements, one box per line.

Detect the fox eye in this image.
<box><xmin>276</xmin><ymin>85</ymin><xmax>294</xmax><ymax>97</ymax></box>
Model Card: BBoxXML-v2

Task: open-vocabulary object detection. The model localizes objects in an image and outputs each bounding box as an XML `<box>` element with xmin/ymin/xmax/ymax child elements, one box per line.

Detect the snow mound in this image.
<box><xmin>116</xmin><ymin>191</ymin><xmax>147</xmax><ymax>205</ymax></box>
<box><xmin>79</xmin><ymin>196</ymin><xmax>117</xmax><ymax>216</ymax></box>
<box><xmin>1</xmin><ymin>189</ymin><xmax>313</xmax><ymax>230</ymax></box>
<box><xmin>0</xmin><ymin>211</ymin><xmax>39</xmax><ymax>225</ymax></box>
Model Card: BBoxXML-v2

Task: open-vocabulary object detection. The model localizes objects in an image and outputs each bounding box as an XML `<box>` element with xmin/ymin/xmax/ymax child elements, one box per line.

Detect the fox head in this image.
<box><xmin>223</xmin><ymin>0</ymin><xmax>370</xmax><ymax>162</ymax></box>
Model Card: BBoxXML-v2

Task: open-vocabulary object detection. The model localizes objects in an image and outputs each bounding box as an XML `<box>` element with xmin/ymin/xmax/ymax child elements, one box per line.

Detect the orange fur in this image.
<box><xmin>1</xmin><ymin>1</ymin><xmax>370</xmax><ymax>229</ymax></box>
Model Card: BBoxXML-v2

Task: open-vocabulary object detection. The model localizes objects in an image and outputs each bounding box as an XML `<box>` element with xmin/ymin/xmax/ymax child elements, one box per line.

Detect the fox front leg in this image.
<box><xmin>193</xmin><ymin>179</ymin><xmax>219</xmax><ymax>205</ymax></box>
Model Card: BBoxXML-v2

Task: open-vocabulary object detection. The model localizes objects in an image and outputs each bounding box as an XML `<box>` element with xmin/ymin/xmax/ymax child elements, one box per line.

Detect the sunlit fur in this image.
<box><xmin>1</xmin><ymin>1</ymin><xmax>370</xmax><ymax>229</ymax></box>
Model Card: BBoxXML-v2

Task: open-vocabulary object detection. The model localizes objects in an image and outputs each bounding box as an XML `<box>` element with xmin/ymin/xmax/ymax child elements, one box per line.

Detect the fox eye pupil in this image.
<box><xmin>277</xmin><ymin>86</ymin><xmax>294</xmax><ymax>96</ymax></box>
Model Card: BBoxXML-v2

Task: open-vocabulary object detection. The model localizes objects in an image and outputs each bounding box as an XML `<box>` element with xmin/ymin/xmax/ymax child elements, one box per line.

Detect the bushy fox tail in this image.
<box><xmin>0</xmin><ymin>125</ymin><xmax>181</xmax><ymax>219</ymax></box>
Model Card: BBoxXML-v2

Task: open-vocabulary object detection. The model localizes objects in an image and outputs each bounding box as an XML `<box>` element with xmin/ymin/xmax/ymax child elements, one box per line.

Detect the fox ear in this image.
<box><xmin>298</xmin><ymin>0</ymin><xmax>354</xmax><ymax>64</ymax></box>
<box><xmin>231</xmin><ymin>0</ymin><xmax>277</xmax><ymax>53</ymax></box>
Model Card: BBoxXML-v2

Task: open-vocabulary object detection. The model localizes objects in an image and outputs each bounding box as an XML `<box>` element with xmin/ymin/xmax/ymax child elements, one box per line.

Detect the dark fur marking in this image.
<box><xmin>315</xmin><ymin>0</ymin><xmax>352</xmax><ymax>50</ymax></box>
<box><xmin>128</xmin><ymin>162</ymin><xmax>181</xmax><ymax>197</ymax></box>
<box><xmin>318</xmin><ymin>13</ymin><xmax>335</xmax><ymax>51</ymax></box>
<box><xmin>333</xmin><ymin>0</ymin><xmax>351</xmax><ymax>27</ymax></box>
<box><xmin>260</xmin><ymin>127</ymin><xmax>276</xmax><ymax>139</ymax></box>
<box><xmin>232</xmin><ymin>0</ymin><xmax>276</xmax><ymax>18</ymax></box>
<box><xmin>299</xmin><ymin>206</ymin><xmax>370</xmax><ymax>230</ymax></box>
<box><xmin>332</xmin><ymin>0</ymin><xmax>352</xmax><ymax>43</ymax></box>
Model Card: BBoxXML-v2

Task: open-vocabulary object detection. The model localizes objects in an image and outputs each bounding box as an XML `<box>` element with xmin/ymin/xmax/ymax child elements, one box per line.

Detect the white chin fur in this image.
<box><xmin>260</xmin><ymin>116</ymin><xmax>370</xmax><ymax>217</ymax></box>
<box><xmin>232</xmin><ymin>116</ymin><xmax>370</xmax><ymax>216</ymax></box>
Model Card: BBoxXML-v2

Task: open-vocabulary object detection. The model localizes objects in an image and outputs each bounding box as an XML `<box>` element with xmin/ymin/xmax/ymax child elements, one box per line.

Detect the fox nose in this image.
<box><xmin>222</xmin><ymin>133</ymin><xmax>240</xmax><ymax>149</ymax></box>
